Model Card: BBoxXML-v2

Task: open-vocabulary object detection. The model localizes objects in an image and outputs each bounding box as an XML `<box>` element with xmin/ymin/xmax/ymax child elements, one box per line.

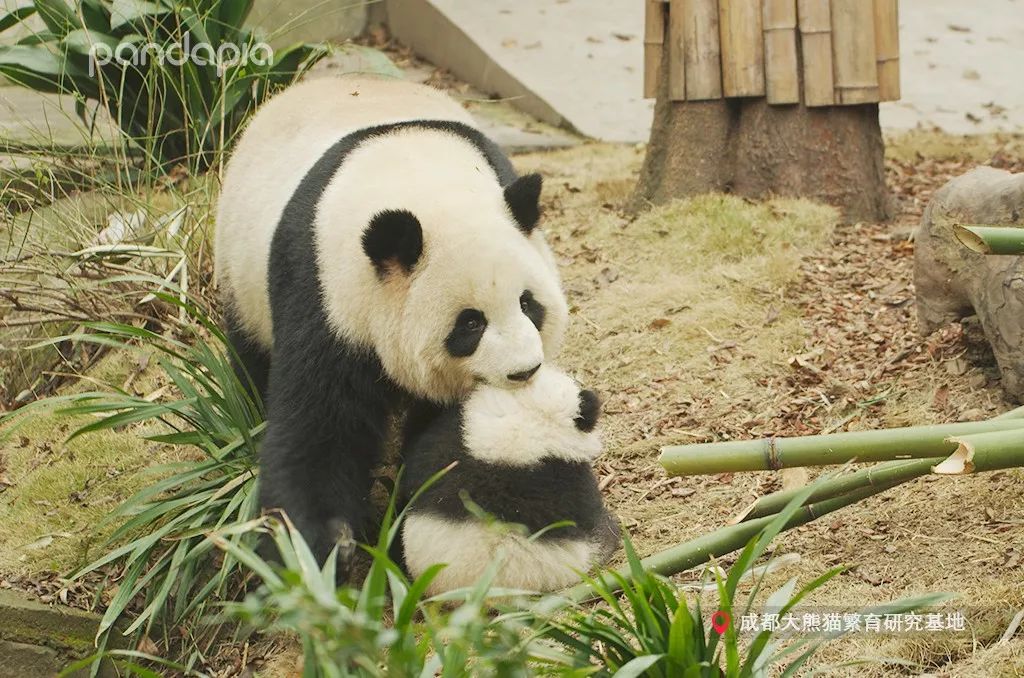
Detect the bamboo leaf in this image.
<box><xmin>0</xmin><ymin>6</ymin><xmax>37</xmax><ymax>33</ymax></box>
<box><xmin>612</xmin><ymin>654</ymin><xmax>665</xmax><ymax>677</ymax></box>
<box><xmin>110</xmin><ymin>0</ymin><xmax>169</xmax><ymax>30</ymax></box>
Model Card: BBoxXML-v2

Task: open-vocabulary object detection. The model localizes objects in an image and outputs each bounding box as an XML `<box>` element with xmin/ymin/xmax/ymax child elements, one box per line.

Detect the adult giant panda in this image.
<box><xmin>215</xmin><ymin>76</ymin><xmax>569</xmax><ymax>569</ymax></box>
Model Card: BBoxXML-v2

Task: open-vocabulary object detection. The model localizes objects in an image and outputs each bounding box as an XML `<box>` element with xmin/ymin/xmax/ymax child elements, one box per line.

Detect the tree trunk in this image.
<box><xmin>633</xmin><ymin>53</ymin><xmax>891</xmax><ymax>223</ymax></box>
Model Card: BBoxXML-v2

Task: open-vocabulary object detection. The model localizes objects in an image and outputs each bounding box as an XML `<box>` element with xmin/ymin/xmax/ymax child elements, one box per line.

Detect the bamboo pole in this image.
<box><xmin>644</xmin><ymin>0</ymin><xmax>666</xmax><ymax>99</ymax></box>
<box><xmin>667</xmin><ymin>0</ymin><xmax>687</xmax><ymax>100</ymax></box>
<box><xmin>763</xmin><ymin>0</ymin><xmax>800</xmax><ymax>104</ymax></box>
<box><xmin>830</xmin><ymin>0</ymin><xmax>879</xmax><ymax>104</ymax></box>
<box><xmin>1001</xmin><ymin>404</ymin><xmax>1024</xmax><ymax>419</ymax></box>
<box><xmin>566</xmin><ymin>406</ymin><xmax>1024</xmax><ymax>602</ymax></box>
<box><xmin>567</xmin><ymin>478</ymin><xmax>896</xmax><ymax>601</ymax></box>
<box><xmin>735</xmin><ymin>404</ymin><xmax>1024</xmax><ymax>521</ymax></box>
<box><xmin>682</xmin><ymin>0</ymin><xmax>723</xmax><ymax>100</ymax></box>
<box><xmin>935</xmin><ymin>430</ymin><xmax>1024</xmax><ymax>475</ymax></box>
<box><xmin>719</xmin><ymin>0</ymin><xmax>765</xmax><ymax>97</ymax></box>
<box><xmin>735</xmin><ymin>457</ymin><xmax>937</xmax><ymax>522</ymax></box>
<box><xmin>796</xmin><ymin>0</ymin><xmax>834</xmax><ymax>106</ymax></box>
<box><xmin>954</xmin><ymin>225</ymin><xmax>1024</xmax><ymax>255</ymax></box>
<box><xmin>660</xmin><ymin>419</ymin><xmax>1024</xmax><ymax>476</ymax></box>
<box><xmin>873</xmin><ymin>0</ymin><xmax>900</xmax><ymax>100</ymax></box>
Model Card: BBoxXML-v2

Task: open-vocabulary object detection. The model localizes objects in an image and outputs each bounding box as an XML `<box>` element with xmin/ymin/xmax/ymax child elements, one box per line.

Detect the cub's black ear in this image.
<box><xmin>504</xmin><ymin>173</ymin><xmax>543</xmax><ymax>235</ymax></box>
<box><xmin>362</xmin><ymin>209</ymin><xmax>423</xmax><ymax>277</ymax></box>
<box><xmin>575</xmin><ymin>389</ymin><xmax>601</xmax><ymax>433</ymax></box>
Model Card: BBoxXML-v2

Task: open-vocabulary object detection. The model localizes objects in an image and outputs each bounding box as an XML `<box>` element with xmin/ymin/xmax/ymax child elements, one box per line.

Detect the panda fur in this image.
<box><xmin>215</xmin><ymin>76</ymin><xmax>570</xmax><ymax>568</ymax></box>
<box><xmin>398</xmin><ymin>365</ymin><xmax>620</xmax><ymax>594</ymax></box>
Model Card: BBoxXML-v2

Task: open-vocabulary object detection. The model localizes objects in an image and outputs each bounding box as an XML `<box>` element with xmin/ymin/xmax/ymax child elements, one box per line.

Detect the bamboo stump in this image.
<box><xmin>915</xmin><ymin>167</ymin><xmax>1024</xmax><ymax>402</ymax></box>
<box><xmin>633</xmin><ymin>74</ymin><xmax>890</xmax><ymax>222</ymax></box>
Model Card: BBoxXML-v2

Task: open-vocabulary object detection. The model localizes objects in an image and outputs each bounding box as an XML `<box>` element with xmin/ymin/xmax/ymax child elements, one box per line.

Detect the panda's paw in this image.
<box><xmin>574</xmin><ymin>389</ymin><xmax>601</xmax><ymax>433</ymax></box>
<box><xmin>326</xmin><ymin>517</ymin><xmax>359</xmax><ymax>564</ymax></box>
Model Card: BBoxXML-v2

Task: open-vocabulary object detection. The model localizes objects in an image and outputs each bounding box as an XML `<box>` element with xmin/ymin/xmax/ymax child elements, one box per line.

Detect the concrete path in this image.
<box><xmin>392</xmin><ymin>0</ymin><xmax>1024</xmax><ymax>142</ymax></box>
<box><xmin>883</xmin><ymin>0</ymin><xmax>1024</xmax><ymax>134</ymax></box>
<box><xmin>389</xmin><ymin>0</ymin><xmax>653</xmax><ymax>142</ymax></box>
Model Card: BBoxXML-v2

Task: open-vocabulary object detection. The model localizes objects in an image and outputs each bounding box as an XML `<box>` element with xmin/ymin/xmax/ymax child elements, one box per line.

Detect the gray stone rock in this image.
<box><xmin>0</xmin><ymin>589</ymin><xmax>120</xmax><ymax>677</ymax></box>
<box><xmin>915</xmin><ymin>166</ymin><xmax>1024</xmax><ymax>401</ymax></box>
<box><xmin>0</xmin><ymin>640</ymin><xmax>65</xmax><ymax>678</ymax></box>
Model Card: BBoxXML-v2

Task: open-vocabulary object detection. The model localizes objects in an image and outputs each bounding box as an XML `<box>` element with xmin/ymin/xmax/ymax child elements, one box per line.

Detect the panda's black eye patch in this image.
<box><xmin>446</xmin><ymin>309</ymin><xmax>487</xmax><ymax>357</ymax></box>
<box><xmin>519</xmin><ymin>290</ymin><xmax>545</xmax><ymax>331</ymax></box>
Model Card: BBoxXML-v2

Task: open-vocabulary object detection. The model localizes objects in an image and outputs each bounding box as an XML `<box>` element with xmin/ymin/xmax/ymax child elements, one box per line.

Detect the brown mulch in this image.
<box><xmin>887</xmin><ymin>147</ymin><xmax>1024</xmax><ymax>222</ymax></box>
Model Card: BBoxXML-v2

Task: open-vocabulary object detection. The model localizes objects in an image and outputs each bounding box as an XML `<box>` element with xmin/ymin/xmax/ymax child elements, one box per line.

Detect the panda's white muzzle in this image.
<box><xmin>473</xmin><ymin>313</ymin><xmax>545</xmax><ymax>388</ymax></box>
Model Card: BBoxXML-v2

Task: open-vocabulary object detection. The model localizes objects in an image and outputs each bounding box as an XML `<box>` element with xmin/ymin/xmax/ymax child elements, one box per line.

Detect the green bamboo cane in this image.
<box><xmin>954</xmin><ymin>225</ymin><xmax>1024</xmax><ymax>255</ymax></box>
<box><xmin>736</xmin><ymin>457</ymin><xmax>938</xmax><ymax>522</ymax></box>
<box><xmin>935</xmin><ymin>429</ymin><xmax>1024</xmax><ymax>474</ymax></box>
<box><xmin>566</xmin><ymin>478</ymin><xmax>900</xmax><ymax>602</ymax></box>
<box><xmin>999</xmin><ymin>404</ymin><xmax>1024</xmax><ymax>419</ymax></box>
<box><xmin>659</xmin><ymin>419</ymin><xmax>1024</xmax><ymax>476</ymax></box>
<box><xmin>735</xmin><ymin>406</ymin><xmax>1024</xmax><ymax>521</ymax></box>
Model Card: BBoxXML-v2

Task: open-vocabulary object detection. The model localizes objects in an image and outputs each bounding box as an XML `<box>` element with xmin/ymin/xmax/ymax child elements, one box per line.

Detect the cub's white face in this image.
<box><xmin>461</xmin><ymin>365</ymin><xmax>602</xmax><ymax>466</ymax></box>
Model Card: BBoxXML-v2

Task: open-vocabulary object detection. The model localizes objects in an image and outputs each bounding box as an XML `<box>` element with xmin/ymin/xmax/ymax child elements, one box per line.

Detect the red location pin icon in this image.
<box><xmin>711</xmin><ymin>610</ymin><xmax>731</xmax><ymax>634</ymax></box>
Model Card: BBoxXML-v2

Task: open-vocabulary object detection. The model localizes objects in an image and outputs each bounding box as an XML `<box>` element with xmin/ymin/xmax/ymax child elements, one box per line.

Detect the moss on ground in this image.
<box><xmin>0</xmin><ymin>352</ymin><xmax>191</xmax><ymax>575</ymax></box>
<box><xmin>886</xmin><ymin>128</ymin><xmax>1024</xmax><ymax>164</ymax></box>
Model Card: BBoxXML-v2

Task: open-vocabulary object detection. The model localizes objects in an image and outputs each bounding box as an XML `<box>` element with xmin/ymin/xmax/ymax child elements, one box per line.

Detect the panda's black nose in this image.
<box><xmin>507</xmin><ymin>364</ymin><xmax>541</xmax><ymax>382</ymax></box>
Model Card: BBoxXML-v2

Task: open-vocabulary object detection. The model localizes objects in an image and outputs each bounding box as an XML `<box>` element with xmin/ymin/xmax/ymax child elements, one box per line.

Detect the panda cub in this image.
<box><xmin>399</xmin><ymin>365</ymin><xmax>619</xmax><ymax>594</ymax></box>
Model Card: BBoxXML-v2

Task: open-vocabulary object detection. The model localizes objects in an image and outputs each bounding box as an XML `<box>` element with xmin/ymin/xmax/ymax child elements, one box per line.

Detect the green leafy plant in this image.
<box><xmin>217</xmin><ymin>471</ymin><xmax>571</xmax><ymax>678</ymax></box>
<box><xmin>214</xmin><ymin>476</ymin><xmax>951</xmax><ymax>677</ymax></box>
<box><xmin>545</xmin><ymin>485</ymin><xmax>952</xmax><ymax>678</ymax></box>
<box><xmin>0</xmin><ymin>0</ymin><xmax>327</xmax><ymax>173</ymax></box>
<box><xmin>9</xmin><ymin>290</ymin><xmax>266</xmax><ymax>673</ymax></box>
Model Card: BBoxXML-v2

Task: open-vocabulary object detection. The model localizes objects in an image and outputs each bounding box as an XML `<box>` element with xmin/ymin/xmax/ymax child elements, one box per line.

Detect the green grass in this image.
<box><xmin>2</xmin><ymin>290</ymin><xmax>264</xmax><ymax>674</ymax></box>
<box><xmin>0</xmin><ymin>410</ymin><xmax>186</xmax><ymax>574</ymax></box>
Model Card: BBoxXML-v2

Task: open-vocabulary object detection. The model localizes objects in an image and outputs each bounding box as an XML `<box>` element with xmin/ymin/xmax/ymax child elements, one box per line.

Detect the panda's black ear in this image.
<box><xmin>362</xmin><ymin>209</ymin><xmax>423</xmax><ymax>278</ymax></box>
<box><xmin>504</xmin><ymin>173</ymin><xmax>543</xmax><ymax>235</ymax></box>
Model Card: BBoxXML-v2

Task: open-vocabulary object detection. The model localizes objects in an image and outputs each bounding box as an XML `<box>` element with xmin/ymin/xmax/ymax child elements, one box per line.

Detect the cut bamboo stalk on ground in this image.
<box><xmin>763</xmin><ymin>0</ymin><xmax>800</xmax><ymax>104</ymax></box>
<box><xmin>660</xmin><ymin>419</ymin><xmax>1024</xmax><ymax>476</ymax></box>
<box><xmin>935</xmin><ymin>430</ymin><xmax>1024</xmax><ymax>475</ymax></box>
<box><xmin>954</xmin><ymin>225</ymin><xmax>1024</xmax><ymax>255</ymax></box>
<box><xmin>667</xmin><ymin>0</ymin><xmax>687</xmax><ymax>100</ymax></box>
<box><xmin>644</xmin><ymin>0</ymin><xmax>666</xmax><ymax>99</ymax></box>
<box><xmin>1001</xmin><ymin>404</ymin><xmax>1024</xmax><ymax>419</ymax></box>
<box><xmin>873</xmin><ymin>0</ymin><xmax>900</xmax><ymax>100</ymax></box>
<box><xmin>734</xmin><ymin>457</ymin><xmax>938</xmax><ymax>523</ymax></box>
<box><xmin>830</xmin><ymin>0</ymin><xmax>879</xmax><ymax>104</ymax></box>
<box><xmin>797</xmin><ymin>0</ymin><xmax>834</xmax><ymax>106</ymax></box>
<box><xmin>683</xmin><ymin>0</ymin><xmax>724</xmax><ymax>100</ymax></box>
<box><xmin>734</xmin><ymin>405</ymin><xmax>1024</xmax><ymax>522</ymax></box>
<box><xmin>719</xmin><ymin>0</ymin><xmax>765</xmax><ymax>97</ymax></box>
<box><xmin>567</xmin><ymin>478</ymin><xmax>898</xmax><ymax>602</ymax></box>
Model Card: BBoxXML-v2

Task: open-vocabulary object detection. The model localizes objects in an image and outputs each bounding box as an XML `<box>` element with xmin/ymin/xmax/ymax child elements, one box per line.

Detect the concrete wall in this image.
<box><xmin>249</xmin><ymin>0</ymin><xmax>373</xmax><ymax>48</ymax></box>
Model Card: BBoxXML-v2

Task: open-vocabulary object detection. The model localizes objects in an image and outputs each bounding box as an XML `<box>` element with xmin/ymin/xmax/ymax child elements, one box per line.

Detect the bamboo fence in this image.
<box><xmin>644</xmin><ymin>0</ymin><xmax>901</xmax><ymax>107</ymax></box>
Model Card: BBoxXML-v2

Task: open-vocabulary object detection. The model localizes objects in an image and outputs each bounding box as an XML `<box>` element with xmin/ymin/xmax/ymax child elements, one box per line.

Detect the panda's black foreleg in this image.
<box><xmin>223</xmin><ymin>307</ymin><xmax>271</xmax><ymax>405</ymax></box>
<box><xmin>399</xmin><ymin>397</ymin><xmax>445</xmax><ymax>457</ymax></box>
<box><xmin>258</xmin><ymin>325</ymin><xmax>400</xmax><ymax>579</ymax></box>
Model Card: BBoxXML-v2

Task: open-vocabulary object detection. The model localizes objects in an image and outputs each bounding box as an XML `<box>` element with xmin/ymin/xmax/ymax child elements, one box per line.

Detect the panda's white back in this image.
<box><xmin>215</xmin><ymin>76</ymin><xmax>476</xmax><ymax>350</ymax></box>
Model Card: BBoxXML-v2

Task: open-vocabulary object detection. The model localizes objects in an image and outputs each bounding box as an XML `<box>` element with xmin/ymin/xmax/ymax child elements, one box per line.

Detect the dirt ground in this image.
<box><xmin>2</xmin><ymin>132</ymin><xmax>1023</xmax><ymax>676</ymax></box>
<box><xmin>514</xmin><ymin>138</ymin><xmax>1024</xmax><ymax>676</ymax></box>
